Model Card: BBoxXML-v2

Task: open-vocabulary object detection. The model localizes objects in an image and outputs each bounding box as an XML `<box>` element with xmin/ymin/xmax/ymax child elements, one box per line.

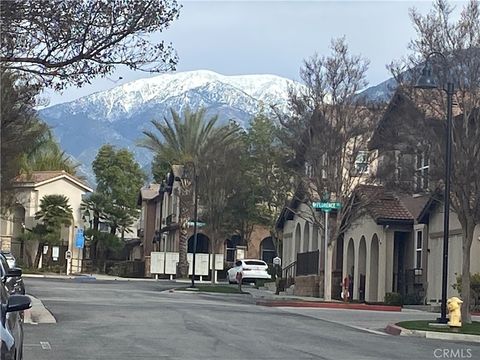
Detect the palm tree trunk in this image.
<box><xmin>177</xmin><ymin>226</ymin><xmax>189</xmax><ymax>278</ymax></box>
<box><xmin>34</xmin><ymin>242</ymin><xmax>44</xmax><ymax>268</ymax></box>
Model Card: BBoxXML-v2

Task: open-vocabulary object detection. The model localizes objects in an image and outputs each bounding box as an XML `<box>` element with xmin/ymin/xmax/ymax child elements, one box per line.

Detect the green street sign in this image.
<box><xmin>312</xmin><ymin>202</ymin><xmax>342</xmax><ymax>211</ymax></box>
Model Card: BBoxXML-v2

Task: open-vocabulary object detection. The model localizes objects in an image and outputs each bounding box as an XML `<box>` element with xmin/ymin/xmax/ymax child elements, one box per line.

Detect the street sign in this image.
<box><xmin>65</xmin><ymin>250</ymin><xmax>72</xmax><ymax>260</ymax></box>
<box><xmin>75</xmin><ymin>228</ymin><xmax>85</xmax><ymax>249</ymax></box>
<box><xmin>312</xmin><ymin>202</ymin><xmax>342</xmax><ymax>211</ymax></box>
<box><xmin>187</xmin><ymin>221</ymin><xmax>206</xmax><ymax>228</ymax></box>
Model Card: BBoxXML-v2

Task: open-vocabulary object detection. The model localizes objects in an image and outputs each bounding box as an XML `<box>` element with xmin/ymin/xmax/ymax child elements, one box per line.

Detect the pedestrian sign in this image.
<box><xmin>312</xmin><ymin>202</ymin><xmax>342</xmax><ymax>211</ymax></box>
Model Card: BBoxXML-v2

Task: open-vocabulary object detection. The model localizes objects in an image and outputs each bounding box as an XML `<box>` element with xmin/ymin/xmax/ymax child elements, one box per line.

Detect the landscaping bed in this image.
<box><xmin>397</xmin><ymin>320</ymin><xmax>480</xmax><ymax>335</ymax></box>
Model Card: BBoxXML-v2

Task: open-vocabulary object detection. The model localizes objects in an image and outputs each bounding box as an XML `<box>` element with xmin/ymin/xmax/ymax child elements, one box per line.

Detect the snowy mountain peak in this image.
<box><xmin>62</xmin><ymin>70</ymin><xmax>301</xmax><ymax>121</ymax></box>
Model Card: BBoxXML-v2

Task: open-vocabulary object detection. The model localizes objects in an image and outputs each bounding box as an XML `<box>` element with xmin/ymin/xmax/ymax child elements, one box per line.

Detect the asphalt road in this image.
<box><xmin>23</xmin><ymin>278</ymin><xmax>480</xmax><ymax>360</ymax></box>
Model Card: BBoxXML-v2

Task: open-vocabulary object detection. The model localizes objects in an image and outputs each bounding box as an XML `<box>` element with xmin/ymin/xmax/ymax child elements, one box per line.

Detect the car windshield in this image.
<box><xmin>244</xmin><ymin>261</ymin><xmax>266</xmax><ymax>266</ymax></box>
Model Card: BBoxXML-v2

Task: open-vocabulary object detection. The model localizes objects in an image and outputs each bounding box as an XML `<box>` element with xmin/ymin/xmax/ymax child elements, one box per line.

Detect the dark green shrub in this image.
<box><xmin>385</xmin><ymin>292</ymin><xmax>403</xmax><ymax>306</ymax></box>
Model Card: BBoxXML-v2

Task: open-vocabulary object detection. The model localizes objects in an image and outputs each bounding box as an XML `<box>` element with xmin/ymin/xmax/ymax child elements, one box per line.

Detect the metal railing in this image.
<box><xmin>296</xmin><ymin>250</ymin><xmax>319</xmax><ymax>276</ymax></box>
<box><xmin>282</xmin><ymin>261</ymin><xmax>297</xmax><ymax>288</ymax></box>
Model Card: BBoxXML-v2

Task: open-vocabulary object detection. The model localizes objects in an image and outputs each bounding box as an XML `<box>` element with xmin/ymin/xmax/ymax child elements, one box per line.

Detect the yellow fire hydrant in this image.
<box><xmin>447</xmin><ymin>297</ymin><xmax>463</xmax><ymax>328</ymax></box>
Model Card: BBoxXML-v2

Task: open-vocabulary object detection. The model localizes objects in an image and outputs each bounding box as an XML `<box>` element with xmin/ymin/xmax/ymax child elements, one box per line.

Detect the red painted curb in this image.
<box><xmin>385</xmin><ymin>324</ymin><xmax>403</xmax><ymax>335</ymax></box>
<box><xmin>256</xmin><ymin>300</ymin><xmax>402</xmax><ymax>312</ymax></box>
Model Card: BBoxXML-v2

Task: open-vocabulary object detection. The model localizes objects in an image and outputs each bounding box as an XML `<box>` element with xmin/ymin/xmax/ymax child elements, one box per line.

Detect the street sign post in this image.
<box><xmin>312</xmin><ymin>201</ymin><xmax>342</xmax><ymax>301</ymax></box>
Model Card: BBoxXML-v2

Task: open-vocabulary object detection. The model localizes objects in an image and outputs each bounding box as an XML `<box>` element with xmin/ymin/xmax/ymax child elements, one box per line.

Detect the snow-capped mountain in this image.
<box><xmin>39</xmin><ymin>70</ymin><xmax>301</xmax><ymax>186</ymax></box>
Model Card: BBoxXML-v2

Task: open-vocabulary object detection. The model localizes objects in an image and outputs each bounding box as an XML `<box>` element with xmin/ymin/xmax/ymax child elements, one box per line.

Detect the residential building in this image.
<box><xmin>0</xmin><ymin>171</ymin><xmax>93</xmax><ymax>272</ymax></box>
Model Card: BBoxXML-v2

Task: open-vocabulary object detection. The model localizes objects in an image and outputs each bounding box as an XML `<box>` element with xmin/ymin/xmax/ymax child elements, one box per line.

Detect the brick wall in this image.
<box><xmin>293</xmin><ymin>275</ymin><xmax>321</xmax><ymax>297</ymax></box>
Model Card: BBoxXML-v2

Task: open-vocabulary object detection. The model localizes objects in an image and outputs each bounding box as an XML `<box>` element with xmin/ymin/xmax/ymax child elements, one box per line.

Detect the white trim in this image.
<box><xmin>16</xmin><ymin>174</ymin><xmax>93</xmax><ymax>193</ymax></box>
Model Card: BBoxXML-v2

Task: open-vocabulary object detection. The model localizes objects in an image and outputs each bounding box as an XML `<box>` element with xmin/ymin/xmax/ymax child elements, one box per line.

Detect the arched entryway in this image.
<box><xmin>260</xmin><ymin>237</ymin><xmax>276</xmax><ymax>264</ymax></box>
<box><xmin>346</xmin><ymin>238</ymin><xmax>355</xmax><ymax>300</ymax></box>
<box><xmin>358</xmin><ymin>236</ymin><xmax>367</xmax><ymax>302</ymax></box>
<box><xmin>311</xmin><ymin>225</ymin><xmax>319</xmax><ymax>250</ymax></box>
<box><xmin>303</xmin><ymin>222</ymin><xmax>310</xmax><ymax>252</ymax></box>
<box><xmin>188</xmin><ymin>233</ymin><xmax>210</xmax><ymax>253</ymax></box>
<box><xmin>294</xmin><ymin>223</ymin><xmax>301</xmax><ymax>261</ymax></box>
<box><xmin>12</xmin><ymin>204</ymin><xmax>26</xmax><ymax>259</ymax></box>
<box><xmin>369</xmin><ymin>234</ymin><xmax>380</xmax><ymax>302</ymax></box>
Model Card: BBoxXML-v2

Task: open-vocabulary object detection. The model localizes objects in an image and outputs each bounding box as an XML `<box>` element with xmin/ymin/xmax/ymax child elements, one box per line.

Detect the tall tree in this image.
<box><xmin>139</xmin><ymin>108</ymin><xmax>239</xmax><ymax>278</ymax></box>
<box><xmin>245</xmin><ymin>112</ymin><xmax>294</xmax><ymax>247</ymax></box>
<box><xmin>277</xmin><ymin>38</ymin><xmax>377</xmax><ymax>300</ymax></box>
<box><xmin>390</xmin><ymin>0</ymin><xmax>480</xmax><ymax>323</ymax></box>
<box><xmin>92</xmin><ymin>144</ymin><xmax>145</xmax><ymax>235</ymax></box>
<box><xmin>19</xmin><ymin>136</ymin><xmax>80</xmax><ymax>176</ymax></box>
<box><xmin>199</xmin><ymin>122</ymin><xmax>244</xmax><ymax>283</ymax></box>
<box><xmin>33</xmin><ymin>194</ymin><xmax>73</xmax><ymax>267</ymax></box>
<box><xmin>0</xmin><ymin>70</ymin><xmax>50</xmax><ymax>210</ymax></box>
<box><xmin>1</xmin><ymin>0</ymin><xmax>181</xmax><ymax>90</ymax></box>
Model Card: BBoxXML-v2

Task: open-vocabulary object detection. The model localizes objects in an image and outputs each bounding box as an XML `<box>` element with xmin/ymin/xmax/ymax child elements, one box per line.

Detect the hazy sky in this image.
<box><xmin>45</xmin><ymin>0</ymin><xmax>467</xmax><ymax>106</ymax></box>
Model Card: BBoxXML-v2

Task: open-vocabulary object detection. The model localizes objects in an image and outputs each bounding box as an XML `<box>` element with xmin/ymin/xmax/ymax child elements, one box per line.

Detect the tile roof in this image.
<box><xmin>140</xmin><ymin>184</ymin><xmax>161</xmax><ymax>201</ymax></box>
<box><xmin>356</xmin><ymin>185</ymin><xmax>414</xmax><ymax>224</ymax></box>
<box><xmin>14</xmin><ymin>170</ymin><xmax>92</xmax><ymax>190</ymax></box>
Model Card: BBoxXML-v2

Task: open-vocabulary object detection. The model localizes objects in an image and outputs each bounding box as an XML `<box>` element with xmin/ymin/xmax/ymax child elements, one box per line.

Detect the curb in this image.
<box><xmin>24</xmin><ymin>294</ymin><xmax>56</xmax><ymax>325</ymax></box>
<box><xmin>385</xmin><ymin>323</ymin><xmax>480</xmax><ymax>343</ymax></box>
<box><xmin>256</xmin><ymin>300</ymin><xmax>402</xmax><ymax>312</ymax></box>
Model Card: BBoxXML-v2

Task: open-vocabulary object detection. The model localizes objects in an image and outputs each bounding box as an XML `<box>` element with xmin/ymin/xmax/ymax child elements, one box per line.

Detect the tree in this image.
<box><xmin>245</xmin><ymin>112</ymin><xmax>294</xmax><ymax>249</ymax></box>
<box><xmin>277</xmin><ymin>38</ymin><xmax>378</xmax><ymax>300</ymax></box>
<box><xmin>390</xmin><ymin>0</ymin><xmax>480</xmax><ymax>323</ymax></box>
<box><xmin>199</xmin><ymin>122</ymin><xmax>244</xmax><ymax>283</ymax></box>
<box><xmin>0</xmin><ymin>69</ymin><xmax>50</xmax><ymax>209</ymax></box>
<box><xmin>33</xmin><ymin>194</ymin><xmax>73</xmax><ymax>268</ymax></box>
<box><xmin>139</xmin><ymin>108</ymin><xmax>239</xmax><ymax>278</ymax></box>
<box><xmin>0</xmin><ymin>0</ymin><xmax>181</xmax><ymax>90</ymax></box>
<box><xmin>92</xmin><ymin>144</ymin><xmax>145</xmax><ymax>235</ymax></box>
<box><xmin>19</xmin><ymin>136</ymin><xmax>80</xmax><ymax>176</ymax></box>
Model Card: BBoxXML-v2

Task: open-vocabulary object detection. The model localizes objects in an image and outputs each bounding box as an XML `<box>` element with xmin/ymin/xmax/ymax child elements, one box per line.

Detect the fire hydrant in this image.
<box><xmin>447</xmin><ymin>296</ymin><xmax>463</xmax><ymax>328</ymax></box>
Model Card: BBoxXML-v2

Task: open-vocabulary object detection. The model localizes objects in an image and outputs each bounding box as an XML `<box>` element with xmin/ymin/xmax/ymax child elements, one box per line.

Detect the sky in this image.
<box><xmin>45</xmin><ymin>0</ymin><xmax>468</xmax><ymax>106</ymax></box>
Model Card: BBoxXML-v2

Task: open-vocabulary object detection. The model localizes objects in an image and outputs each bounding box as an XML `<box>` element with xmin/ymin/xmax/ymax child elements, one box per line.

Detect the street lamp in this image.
<box><xmin>415</xmin><ymin>51</ymin><xmax>454</xmax><ymax>324</ymax></box>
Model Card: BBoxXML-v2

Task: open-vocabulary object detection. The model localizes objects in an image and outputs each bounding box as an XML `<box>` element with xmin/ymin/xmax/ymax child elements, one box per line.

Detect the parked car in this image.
<box><xmin>227</xmin><ymin>259</ymin><xmax>271</xmax><ymax>284</ymax></box>
<box><xmin>0</xmin><ymin>252</ymin><xmax>16</xmax><ymax>269</ymax></box>
<box><xmin>1</xmin><ymin>257</ymin><xmax>31</xmax><ymax>360</ymax></box>
<box><xmin>0</xmin><ymin>254</ymin><xmax>25</xmax><ymax>296</ymax></box>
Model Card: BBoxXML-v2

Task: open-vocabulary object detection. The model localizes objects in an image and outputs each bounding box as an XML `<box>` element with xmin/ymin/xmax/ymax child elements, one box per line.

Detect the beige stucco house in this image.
<box><xmin>0</xmin><ymin>171</ymin><xmax>92</xmax><ymax>272</ymax></box>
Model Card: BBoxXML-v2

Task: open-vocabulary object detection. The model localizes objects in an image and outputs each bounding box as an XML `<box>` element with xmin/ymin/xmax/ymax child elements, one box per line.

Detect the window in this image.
<box><xmin>305</xmin><ymin>161</ymin><xmax>314</xmax><ymax>178</ymax></box>
<box><xmin>415</xmin><ymin>230</ymin><xmax>422</xmax><ymax>269</ymax></box>
<box><xmin>415</xmin><ymin>150</ymin><xmax>429</xmax><ymax>192</ymax></box>
<box><xmin>354</xmin><ymin>151</ymin><xmax>369</xmax><ymax>175</ymax></box>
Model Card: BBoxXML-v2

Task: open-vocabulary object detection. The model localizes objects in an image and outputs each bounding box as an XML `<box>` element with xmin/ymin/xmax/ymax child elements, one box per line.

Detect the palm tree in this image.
<box><xmin>139</xmin><ymin>108</ymin><xmax>239</xmax><ymax>278</ymax></box>
<box><xmin>19</xmin><ymin>135</ymin><xmax>80</xmax><ymax>176</ymax></box>
<box><xmin>33</xmin><ymin>194</ymin><xmax>73</xmax><ymax>268</ymax></box>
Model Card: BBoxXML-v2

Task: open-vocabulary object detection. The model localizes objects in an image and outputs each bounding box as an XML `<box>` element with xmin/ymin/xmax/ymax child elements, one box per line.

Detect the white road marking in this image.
<box><xmin>40</xmin><ymin>341</ymin><xmax>52</xmax><ymax>350</ymax></box>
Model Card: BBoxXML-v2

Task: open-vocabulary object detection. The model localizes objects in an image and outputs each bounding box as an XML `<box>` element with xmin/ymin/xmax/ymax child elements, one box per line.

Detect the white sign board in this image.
<box><xmin>187</xmin><ymin>253</ymin><xmax>209</xmax><ymax>275</ymax></box>
<box><xmin>52</xmin><ymin>246</ymin><xmax>59</xmax><ymax>261</ymax></box>
<box><xmin>273</xmin><ymin>257</ymin><xmax>281</xmax><ymax>266</ymax></box>
<box><xmin>150</xmin><ymin>252</ymin><xmax>165</xmax><ymax>274</ymax></box>
<box><xmin>209</xmin><ymin>254</ymin><xmax>224</xmax><ymax>270</ymax></box>
<box><xmin>65</xmin><ymin>250</ymin><xmax>72</xmax><ymax>260</ymax></box>
<box><xmin>165</xmin><ymin>252</ymin><xmax>179</xmax><ymax>275</ymax></box>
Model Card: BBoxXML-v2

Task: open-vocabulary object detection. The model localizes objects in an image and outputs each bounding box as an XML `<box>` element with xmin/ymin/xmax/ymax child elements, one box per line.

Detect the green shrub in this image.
<box><xmin>403</xmin><ymin>294</ymin><xmax>423</xmax><ymax>305</ymax></box>
<box><xmin>384</xmin><ymin>292</ymin><xmax>403</xmax><ymax>306</ymax></box>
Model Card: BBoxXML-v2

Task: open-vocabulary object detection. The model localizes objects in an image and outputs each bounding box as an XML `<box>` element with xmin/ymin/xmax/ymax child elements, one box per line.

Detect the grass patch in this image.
<box><xmin>180</xmin><ymin>285</ymin><xmax>248</xmax><ymax>294</ymax></box>
<box><xmin>397</xmin><ymin>320</ymin><xmax>480</xmax><ymax>335</ymax></box>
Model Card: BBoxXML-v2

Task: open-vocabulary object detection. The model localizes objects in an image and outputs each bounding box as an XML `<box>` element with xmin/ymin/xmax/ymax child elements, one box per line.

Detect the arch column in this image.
<box><xmin>364</xmin><ymin>238</ymin><xmax>372</xmax><ymax>302</ymax></box>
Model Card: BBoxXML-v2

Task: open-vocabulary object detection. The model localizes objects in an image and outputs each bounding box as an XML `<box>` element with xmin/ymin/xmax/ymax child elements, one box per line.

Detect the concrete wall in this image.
<box><xmin>427</xmin><ymin>207</ymin><xmax>480</xmax><ymax>303</ymax></box>
<box><xmin>294</xmin><ymin>275</ymin><xmax>321</xmax><ymax>297</ymax></box>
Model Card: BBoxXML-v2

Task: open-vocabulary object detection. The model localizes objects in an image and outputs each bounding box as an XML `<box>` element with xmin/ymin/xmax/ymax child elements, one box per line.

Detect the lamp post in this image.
<box><xmin>184</xmin><ymin>163</ymin><xmax>199</xmax><ymax>288</ymax></box>
<box><xmin>414</xmin><ymin>51</ymin><xmax>454</xmax><ymax>324</ymax></box>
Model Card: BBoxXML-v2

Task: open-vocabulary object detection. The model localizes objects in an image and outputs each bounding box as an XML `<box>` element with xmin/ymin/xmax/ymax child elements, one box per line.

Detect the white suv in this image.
<box><xmin>227</xmin><ymin>259</ymin><xmax>271</xmax><ymax>284</ymax></box>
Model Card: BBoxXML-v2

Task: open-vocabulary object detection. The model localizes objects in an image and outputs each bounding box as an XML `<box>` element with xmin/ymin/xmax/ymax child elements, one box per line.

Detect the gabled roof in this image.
<box><xmin>138</xmin><ymin>183</ymin><xmax>161</xmax><ymax>203</ymax></box>
<box><xmin>355</xmin><ymin>185</ymin><xmax>414</xmax><ymax>225</ymax></box>
<box><xmin>14</xmin><ymin>171</ymin><xmax>92</xmax><ymax>192</ymax></box>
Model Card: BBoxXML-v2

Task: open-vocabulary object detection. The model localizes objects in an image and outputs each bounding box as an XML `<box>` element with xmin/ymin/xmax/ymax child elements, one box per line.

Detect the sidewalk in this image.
<box><xmin>247</xmin><ymin>287</ymin><xmax>480</xmax><ymax>342</ymax></box>
<box><xmin>24</xmin><ymin>294</ymin><xmax>56</xmax><ymax>325</ymax></box>
<box><xmin>247</xmin><ymin>287</ymin><xmax>401</xmax><ymax>311</ymax></box>
<box><xmin>23</xmin><ymin>272</ymin><xmax>161</xmax><ymax>282</ymax></box>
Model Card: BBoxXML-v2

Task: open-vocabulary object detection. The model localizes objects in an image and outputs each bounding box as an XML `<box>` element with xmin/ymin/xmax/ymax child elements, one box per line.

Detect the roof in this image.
<box><xmin>356</xmin><ymin>185</ymin><xmax>414</xmax><ymax>225</ymax></box>
<box><xmin>14</xmin><ymin>171</ymin><xmax>92</xmax><ymax>192</ymax></box>
<box><xmin>398</xmin><ymin>194</ymin><xmax>431</xmax><ymax>221</ymax></box>
<box><xmin>139</xmin><ymin>184</ymin><xmax>161</xmax><ymax>201</ymax></box>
